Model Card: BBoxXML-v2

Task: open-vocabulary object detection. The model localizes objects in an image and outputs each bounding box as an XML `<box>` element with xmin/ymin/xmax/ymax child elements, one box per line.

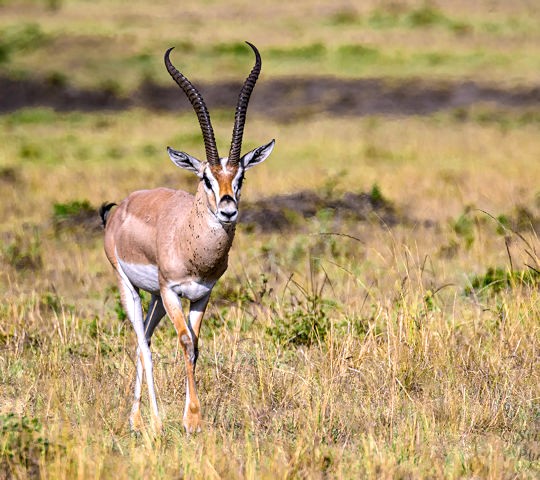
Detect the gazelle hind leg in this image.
<box><xmin>130</xmin><ymin>295</ymin><xmax>166</xmax><ymax>430</ymax></box>
<box><xmin>115</xmin><ymin>267</ymin><xmax>162</xmax><ymax>433</ymax></box>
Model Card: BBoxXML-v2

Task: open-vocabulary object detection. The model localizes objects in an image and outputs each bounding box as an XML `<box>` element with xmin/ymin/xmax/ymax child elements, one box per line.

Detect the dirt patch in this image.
<box><xmin>240</xmin><ymin>189</ymin><xmax>398</xmax><ymax>232</ymax></box>
<box><xmin>0</xmin><ymin>166</ymin><xmax>19</xmax><ymax>184</ymax></box>
<box><xmin>0</xmin><ymin>75</ymin><xmax>129</xmax><ymax>112</ymax></box>
<box><xmin>1</xmin><ymin>74</ymin><xmax>539</xmax><ymax>119</ymax></box>
<box><xmin>165</xmin><ymin>77</ymin><xmax>540</xmax><ymax>120</ymax></box>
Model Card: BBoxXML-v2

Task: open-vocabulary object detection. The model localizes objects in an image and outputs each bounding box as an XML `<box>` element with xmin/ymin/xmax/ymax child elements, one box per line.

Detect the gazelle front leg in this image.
<box><xmin>188</xmin><ymin>293</ymin><xmax>211</xmax><ymax>372</ymax></box>
<box><xmin>161</xmin><ymin>288</ymin><xmax>210</xmax><ymax>433</ymax></box>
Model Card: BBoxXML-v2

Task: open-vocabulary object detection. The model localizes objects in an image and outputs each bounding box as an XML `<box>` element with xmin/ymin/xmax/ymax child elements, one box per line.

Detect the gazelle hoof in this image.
<box><xmin>184</xmin><ymin>423</ymin><xmax>202</xmax><ymax>435</ymax></box>
<box><xmin>152</xmin><ymin>415</ymin><xmax>164</xmax><ymax>435</ymax></box>
<box><xmin>183</xmin><ymin>413</ymin><xmax>202</xmax><ymax>434</ymax></box>
<box><xmin>129</xmin><ymin>409</ymin><xmax>143</xmax><ymax>432</ymax></box>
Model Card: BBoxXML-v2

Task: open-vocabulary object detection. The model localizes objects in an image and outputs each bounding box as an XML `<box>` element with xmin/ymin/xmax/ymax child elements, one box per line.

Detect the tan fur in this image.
<box><xmin>106</xmin><ymin>183</ymin><xmax>237</xmax><ymax>280</ymax></box>
<box><xmin>104</xmin><ymin>175</ymin><xmax>237</xmax><ymax>433</ymax></box>
<box><xmin>103</xmin><ymin>43</ymin><xmax>274</xmax><ymax>434</ymax></box>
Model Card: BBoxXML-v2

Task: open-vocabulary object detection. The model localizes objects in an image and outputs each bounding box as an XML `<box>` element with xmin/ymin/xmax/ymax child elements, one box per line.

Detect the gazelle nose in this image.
<box><xmin>220</xmin><ymin>208</ymin><xmax>237</xmax><ymax>219</ymax></box>
<box><xmin>218</xmin><ymin>209</ymin><xmax>238</xmax><ymax>222</ymax></box>
<box><xmin>218</xmin><ymin>195</ymin><xmax>238</xmax><ymax>222</ymax></box>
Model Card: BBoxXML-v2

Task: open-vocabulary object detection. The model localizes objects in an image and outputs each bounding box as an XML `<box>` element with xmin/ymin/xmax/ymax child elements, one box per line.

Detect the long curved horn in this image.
<box><xmin>228</xmin><ymin>42</ymin><xmax>262</xmax><ymax>166</ymax></box>
<box><xmin>164</xmin><ymin>47</ymin><xmax>219</xmax><ymax>165</ymax></box>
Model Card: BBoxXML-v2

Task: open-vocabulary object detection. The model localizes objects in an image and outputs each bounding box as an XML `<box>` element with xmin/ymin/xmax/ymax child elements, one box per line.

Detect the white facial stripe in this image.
<box><xmin>205</xmin><ymin>164</ymin><xmax>242</xmax><ymax>203</ymax></box>
<box><xmin>203</xmin><ymin>167</ymin><xmax>221</xmax><ymax>205</ymax></box>
<box><xmin>232</xmin><ymin>166</ymin><xmax>244</xmax><ymax>195</ymax></box>
<box><xmin>203</xmin><ymin>167</ymin><xmax>219</xmax><ymax>190</ymax></box>
<box><xmin>220</xmin><ymin>157</ymin><xmax>229</xmax><ymax>172</ymax></box>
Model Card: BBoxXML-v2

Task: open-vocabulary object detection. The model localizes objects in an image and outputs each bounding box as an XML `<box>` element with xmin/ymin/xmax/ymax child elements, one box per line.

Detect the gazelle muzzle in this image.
<box><xmin>217</xmin><ymin>194</ymin><xmax>238</xmax><ymax>223</ymax></box>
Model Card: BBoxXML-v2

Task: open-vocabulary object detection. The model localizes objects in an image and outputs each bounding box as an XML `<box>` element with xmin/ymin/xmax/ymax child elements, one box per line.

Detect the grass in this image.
<box><xmin>1</xmin><ymin>0</ymin><xmax>540</xmax><ymax>477</ymax></box>
<box><xmin>0</xmin><ymin>104</ymin><xmax>539</xmax><ymax>477</ymax></box>
<box><xmin>1</xmin><ymin>0</ymin><xmax>539</xmax><ymax>88</ymax></box>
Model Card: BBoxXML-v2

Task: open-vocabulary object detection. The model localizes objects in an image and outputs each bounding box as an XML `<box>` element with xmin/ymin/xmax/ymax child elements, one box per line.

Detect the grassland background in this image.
<box><xmin>0</xmin><ymin>0</ymin><xmax>539</xmax><ymax>478</ymax></box>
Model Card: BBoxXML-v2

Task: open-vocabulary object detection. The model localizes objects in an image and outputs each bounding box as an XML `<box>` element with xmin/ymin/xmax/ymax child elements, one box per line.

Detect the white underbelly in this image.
<box><xmin>170</xmin><ymin>280</ymin><xmax>215</xmax><ymax>302</ymax></box>
<box><xmin>117</xmin><ymin>259</ymin><xmax>160</xmax><ymax>294</ymax></box>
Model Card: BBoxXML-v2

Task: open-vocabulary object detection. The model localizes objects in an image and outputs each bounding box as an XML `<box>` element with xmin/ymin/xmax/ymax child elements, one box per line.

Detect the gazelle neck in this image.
<box><xmin>172</xmin><ymin>182</ymin><xmax>236</xmax><ymax>277</ymax></box>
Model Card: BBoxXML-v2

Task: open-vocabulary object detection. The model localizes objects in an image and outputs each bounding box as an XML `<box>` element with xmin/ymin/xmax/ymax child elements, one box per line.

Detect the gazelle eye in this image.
<box><xmin>202</xmin><ymin>174</ymin><xmax>212</xmax><ymax>190</ymax></box>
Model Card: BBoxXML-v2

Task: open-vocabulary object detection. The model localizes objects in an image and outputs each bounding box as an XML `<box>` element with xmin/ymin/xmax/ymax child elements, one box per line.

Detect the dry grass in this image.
<box><xmin>1</xmin><ymin>0</ymin><xmax>540</xmax><ymax>478</ymax></box>
<box><xmin>1</xmin><ymin>107</ymin><xmax>539</xmax><ymax>478</ymax></box>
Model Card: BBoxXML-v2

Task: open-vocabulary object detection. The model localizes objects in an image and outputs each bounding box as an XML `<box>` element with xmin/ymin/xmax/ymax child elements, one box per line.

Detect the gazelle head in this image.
<box><xmin>165</xmin><ymin>42</ymin><xmax>275</xmax><ymax>225</ymax></box>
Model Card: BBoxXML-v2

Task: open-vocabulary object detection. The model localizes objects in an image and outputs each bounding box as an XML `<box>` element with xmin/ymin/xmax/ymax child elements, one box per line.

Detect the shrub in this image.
<box><xmin>266</xmin><ymin>262</ymin><xmax>339</xmax><ymax>348</ymax></box>
<box><xmin>465</xmin><ymin>267</ymin><xmax>540</xmax><ymax>295</ymax></box>
<box><xmin>0</xmin><ymin>413</ymin><xmax>50</xmax><ymax>477</ymax></box>
<box><xmin>406</xmin><ymin>4</ymin><xmax>447</xmax><ymax>28</ymax></box>
<box><xmin>0</xmin><ymin>23</ymin><xmax>46</xmax><ymax>64</ymax></box>
<box><xmin>212</xmin><ymin>42</ymin><xmax>253</xmax><ymax>57</ymax></box>
<box><xmin>52</xmin><ymin>199</ymin><xmax>98</xmax><ymax>232</ymax></box>
<box><xmin>267</xmin><ymin>292</ymin><xmax>337</xmax><ymax>347</ymax></box>
<box><xmin>452</xmin><ymin>208</ymin><xmax>476</xmax><ymax>249</ymax></box>
<box><xmin>329</xmin><ymin>8</ymin><xmax>360</xmax><ymax>26</ymax></box>
<box><xmin>2</xmin><ymin>227</ymin><xmax>42</xmax><ymax>271</ymax></box>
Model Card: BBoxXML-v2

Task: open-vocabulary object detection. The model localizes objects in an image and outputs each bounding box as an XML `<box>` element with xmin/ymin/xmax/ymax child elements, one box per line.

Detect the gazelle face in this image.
<box><xmin>201</xmin><ymin>160</ymin><xmax>243</xmax><ymax>224</ymax></box>
<box><xmin>167</xmin><ymin>139</ymin><xmax>275</xmax><ymax>225</ymax></box>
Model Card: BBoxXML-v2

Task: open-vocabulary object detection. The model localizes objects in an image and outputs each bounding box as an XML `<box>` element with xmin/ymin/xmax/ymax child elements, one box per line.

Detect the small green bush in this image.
<box><xmin>406</xmin><ymin>4</ymin><xmax>447</xmax><ymax>28</ymax></box>
<box><xmin>328</xmin><ymin>9</ymin><xmax>360</xmax><ymax>26</ymax></box>
<box><xmin>370</xmin><ymin>183</ymin><xmax>386</xmax><ymax>206</ymax></box>
<box><xmin>52</xmin><ymin>199</ymin><xmax>97</xmax><ymax>231</ymax></box>
<box><xmin>268</xmin><ymin>43</ymin><xmax>326</xmax><ymax>60</ymax></box>
<box><xmin>267</xmin><ymin>291</ymin><xmax>338</xmax><ymax>347</ymax></box>
<box><xmin>453</xmin><ymin>209</ymin><xmax>475</xmax><ymax>248</ymax></box>
<box><xmin>53</xmin><ymin>200</ymin><xmax>92</xmax><ymax>219</ymax></box>
<box><xmin>212</xmin><ymin>42</ymin><xmax>253</xmax><ymax>57</ymax></box>
<box><xmin>0</xmin><ymin>23</ymin><xmax>47</xmax><ymax>64</ymax></box>
<box><xmin>0</xmin><ymin>413</ymin><xmax>50</xmax><ymax>476</ymax></box>
<box><xmin>465</xmin><ymin>267</ymin><xmax>540</xmax><ymax>295</ymax></box>
<box><xmin>2</xmin><ymin>228</ymin><xmax>42</xmax><ymax>271</ymax></box>
<box><xmin>365</xmin><ymin>3</ymin><xmax>470</xmax><ymax>34</ymax></box>
<box><xmin>338</xmin><ymin>44</ymin><xmax>380</xmax><ymax>62</ymax></box>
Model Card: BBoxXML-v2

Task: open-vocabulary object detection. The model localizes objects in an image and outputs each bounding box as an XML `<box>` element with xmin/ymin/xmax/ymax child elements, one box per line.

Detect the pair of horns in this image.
<box><xmin>164</xmin><ymin>41</ymin><xmax>261</xmax><ymax>167</ymax></box>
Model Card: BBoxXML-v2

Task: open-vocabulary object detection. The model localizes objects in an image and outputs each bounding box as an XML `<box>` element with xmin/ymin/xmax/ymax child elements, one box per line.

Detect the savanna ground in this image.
<box><xmin>1</xmin><ymin>0</ymin><xmax>540</xmax><ymax>478</ymax></box>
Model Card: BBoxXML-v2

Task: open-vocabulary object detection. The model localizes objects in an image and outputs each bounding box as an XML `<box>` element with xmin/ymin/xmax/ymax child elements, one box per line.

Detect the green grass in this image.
<box><xmin>0</xmin><ymin>22</ymin><xmax>47</xmax><ymax>64</ymax></box>
<box><xmin>0</xmin><ymin>0</ymin><xmax>539</xmax><ymax>88</ymax></box>
<box><xmin>0</xmin><ymin>1</ymin><xmax>539</xmax><ymax>477</ymax></box>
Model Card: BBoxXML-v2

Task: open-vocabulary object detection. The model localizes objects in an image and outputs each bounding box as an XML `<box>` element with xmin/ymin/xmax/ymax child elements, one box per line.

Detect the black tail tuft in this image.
<box><xmin>99</xmin><ymin>202</ymin><xmax>117</xmax><ymax>228</ymax></box>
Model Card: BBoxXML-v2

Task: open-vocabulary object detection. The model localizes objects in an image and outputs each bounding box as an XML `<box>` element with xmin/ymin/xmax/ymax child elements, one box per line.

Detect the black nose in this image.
<box><xmin>220</xmin><ymin>209</ymin><xmax>236</xmax><ymax>219</ymax></box>
<box><xmin>218</xmin><ymin>195</ymin><xmax>238</xmax><ymax>220</ymax></box>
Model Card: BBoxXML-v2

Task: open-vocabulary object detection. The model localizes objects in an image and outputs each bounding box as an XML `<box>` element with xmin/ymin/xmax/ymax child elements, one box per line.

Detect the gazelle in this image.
<box><xmin>101</xmin><ymin>42</ymin><xmax>274</xmax><ymax>433</ymax></box>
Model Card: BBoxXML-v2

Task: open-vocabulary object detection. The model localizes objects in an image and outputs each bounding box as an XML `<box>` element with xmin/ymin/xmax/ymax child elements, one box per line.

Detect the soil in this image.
<box><xmin>1</xmin><ymin>74</ymin><xmax>539</xmax><ymax>119</ymax></box>
<box><xmin>240</xmin><ymin>189</ymin><xmax>399</xmax><ymax>232</ymax></box>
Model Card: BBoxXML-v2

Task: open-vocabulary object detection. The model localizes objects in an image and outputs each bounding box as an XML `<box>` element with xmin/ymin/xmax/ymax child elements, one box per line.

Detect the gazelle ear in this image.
<box><xmin>240</xmin><ymin>139</ymin><xmax>275</xmax><ymax>170</ymax></box>
<box><xmin>167</xmin><ymin>147</ymin><xmax>203</xmax><ymax>176</ymax></box>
